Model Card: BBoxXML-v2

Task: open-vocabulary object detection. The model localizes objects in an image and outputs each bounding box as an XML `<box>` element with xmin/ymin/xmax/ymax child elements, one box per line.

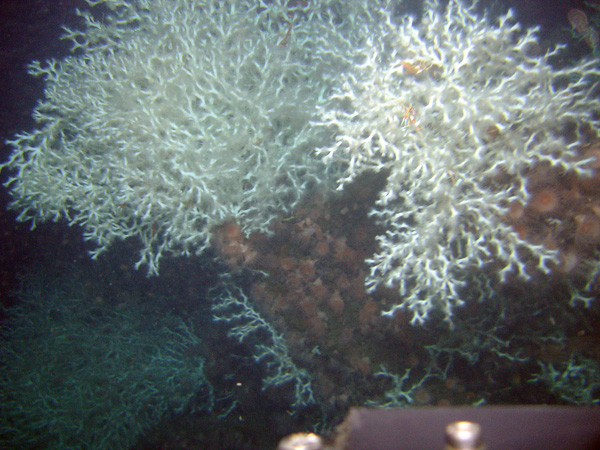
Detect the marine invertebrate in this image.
<box><xmin>574</xmin><ymin>214</ymin><xmax>600</xmax><ymax>248</ymax></box>
<box><xmin>212</xmin><ymin>284</ymin><xmax>315</xmax><ymax>409</ymax></box>
<box><xmin>213</xmin><ymin>222</ymin><xmax>258</xmax><ymax>270</ymax></box>
<box><xmin>0</xmin><ymin>269</ymin><xmax>212</xmax><ymax>450</ymax></box>
<box><xmin>316</xmin><ymin>0</ymin><xmax>600</xmax><ymax>324</ymax></box>
<box><xmin>568</xmin><ymin>8</ymin><xmax>599</xmax><ymax>52</ymax></box>
<box><xmin>529</xmin><ymin>188</ymin><xmax>562</xmax><ymax>215</ymax></box>
<box><xmin>568</xmin><ymin>9</ymin><xmax>589</xmax><ymax>36</ymax></box>
<box><xmin>1</xmin><ymin>0</ymin><xmax>354</xmax><ymax>274</ymax></box>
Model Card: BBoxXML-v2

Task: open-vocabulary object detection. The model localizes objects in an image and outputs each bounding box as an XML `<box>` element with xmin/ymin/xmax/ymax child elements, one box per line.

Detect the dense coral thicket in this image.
<box><xmin>316</xmin><ymin>0</ymin><xmax>600</xmax><ymax>323</ymax></box>
<box><xmin>2</xmin><ymin>0</ymin><xmax>364</xmax><ymax>274</ymax></box>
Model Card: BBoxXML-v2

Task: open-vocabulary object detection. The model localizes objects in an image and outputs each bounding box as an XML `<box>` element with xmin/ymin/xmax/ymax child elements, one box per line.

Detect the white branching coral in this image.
<box><xmin>317</xmin><ymin>0</ymin><xmax>600</xmax><ymax>324</ymax></box>
<box><xmin>4</xmin><ymin>0</ymin><xmax>600</xmax><ymax>323</ymax></box>
<box><xmin>2</xmin><ymin>0</ymin><xmax>362</xmax><ymax>274</ymax></box>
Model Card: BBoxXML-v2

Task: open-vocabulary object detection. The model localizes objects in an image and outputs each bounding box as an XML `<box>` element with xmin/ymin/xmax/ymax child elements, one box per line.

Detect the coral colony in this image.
<box><xmin>3</xmin><ymin>0</ymin><xmax>600</xmax><ymax>408</ymax></box>
<box><xmin>1</xmin><ymin>0</ymin><xmax>350</xmax><ymax>275</ymax></box>
<box><xmin>0</xmin><ymin>270</ymin><xmax>213</xmax><ymax>450</ymax></box>
<box><xmin>316</xmin><ymin>0</ymin><xmax>600</xmax><ymax>324</ymax></box>
<box><xmin>5</xmin><ymin>0</ymin><xmax>600</xmax><ymax>324</ymax></box>
<box><xmin>3</xmin><ymin>0</ymin><xmax>600</xmax><ymax>446</ymax></box>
